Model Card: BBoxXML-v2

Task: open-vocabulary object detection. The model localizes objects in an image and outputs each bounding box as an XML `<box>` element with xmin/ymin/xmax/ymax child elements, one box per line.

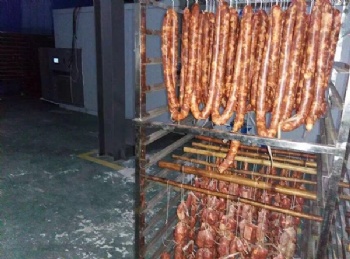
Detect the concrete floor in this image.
<box><xmin>0</xmin><ymin>99</ymin><xmax>135</xmax><ymax>259</ymax></box>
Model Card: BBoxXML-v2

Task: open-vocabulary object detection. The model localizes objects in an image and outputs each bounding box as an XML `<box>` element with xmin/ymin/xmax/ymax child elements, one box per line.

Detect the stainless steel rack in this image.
<box><xmin>134</xmin><ymin>1</ymin><xmax>350</xmax><ymax>258</ymax></box>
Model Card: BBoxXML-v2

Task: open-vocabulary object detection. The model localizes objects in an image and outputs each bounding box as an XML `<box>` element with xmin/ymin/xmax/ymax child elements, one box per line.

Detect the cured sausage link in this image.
<box><xmin>268</xmin><ymin>5</ymin><xmax>296</xmax><ymax>138</ymax></box>
<box><xmin>218</xmin><ymin>6</ymin><xmax>253</xmax><ymax>173</ymax></box>
<box><xmin>211</xmin><ymin>5</ymin><xmax>238</xmax><ymax>125</ymax></box>
<box><xmin>195</xmin><ymin>13</ymin><xmax>204</xmax><ymax>105</ymax></box>
<box><xmin>306</xmin><ymin>2</ymin><xmax>333</xmax><ymax>131</ymax></box>
<box><xmin>223</xmin><ymin>7</ymin><xmax>239</xmax><ymax>108</ymax></box>
<box><xmin>211</xmin><ymin>3</ymin><xmax>230</xmax><ymax>124</ymax></box>
<box><xmin>162</xmin><ymin>11</ymin><xmax>178</xmax><ymax>115</ymax></box>
<box><xmin>256</xmin><ymin>10</ymin><xmax>271</xmax><ymax>137</ymax></box>
<box><xmin>179</xmin><ymin>8</ymin><xmax>190</xmax><ymax>107</ymax></box>
<box><xmin>201</xmin><ymin>13</ymin><xmax>211</xmax><ymax>104</ymax></box>
<box><xmin>281</xmin><ymin>0</ymin><xmax>307</xmax><ymax>122</ymax></box>
<box><xmin>232</xmin><ymin>5</ymin><xmax>253</xmax><ymax>132</ymax></box>
<box><xmin>250</xmin><ymin>10</ymin><xmax>267</xmax><ymax>111</ymax></box>
<box><xmin>212</xmin><ymin>8</ymin><xmax>240</xmax><ymax>125</ymax></box>
<box><xmin>281</xmin><ymin>4</ymin><xmax>321</xmax><ymax>132</ymax></box>
<box><xmin>319</xmin><ymin>8</ymin><xmax>342</xmax><ymax>117</ymax></box>
<box><xmin>190</xmin><ymin>3</ymin><xmax>216</xmax><ymax>120</ymax></box>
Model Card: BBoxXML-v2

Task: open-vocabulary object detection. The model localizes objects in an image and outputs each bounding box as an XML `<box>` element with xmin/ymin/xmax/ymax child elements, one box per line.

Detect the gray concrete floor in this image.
<box><xmin>0</xmin><ymin>99</ymin><xmax>135</xmax><ymax>259</ymax></box>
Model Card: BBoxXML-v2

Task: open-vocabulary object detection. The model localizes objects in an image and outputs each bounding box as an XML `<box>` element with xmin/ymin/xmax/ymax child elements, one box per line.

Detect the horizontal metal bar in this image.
<box><xmin>135</xmin><ymin>106</ymin><xmax>168</xmax><ymax>122</ymax></box>
<box><xmin>145</xmin><ymin>29</ymin><xmax>161</xmax><ymax>36</ymax></box>
<box><xmin>144</xmin><ymin>57</ymin><xmax>162</xmax><ymax>65</ymax></box>
<box><xmin>145</xmin><ymin>129</ymin><xmax>169</xmax><ymax>145</ymax></box>
<box><xmin>141</xmin><ymin>213</ymin><xmax>177</xmax><ymax>255</ymax></box>
<box><xmin>147</xmin><ymin>0</ymin><xmax>184</xmax><ymax>14</ymax></box>
<box><xmin>144</xmin><ymin>82</ymin><xmax>165</xmax><ymax>93</ymax></box>
<box><xmin>146</xmin><ymin>134</ymin><xmax>193</xmax><ymax>168</ymax></box>
<box><xmin>143</xmin><ymin>192</ymin><xmax>181</xmax><ymax>236</ymax></box>
<box><xmin>329</xmin><ymin>82</ymin><xmax>344</xmax><ymax>110</ymax></box>
<box><xmin>134</xmin><ymin>121</ymin><xmax>343</xmax><ymax>155</ymax></box>
<box><xmin>333</xmin><ymin>62</ymin><xmax>350</xmax><ymax>74</ymax></box>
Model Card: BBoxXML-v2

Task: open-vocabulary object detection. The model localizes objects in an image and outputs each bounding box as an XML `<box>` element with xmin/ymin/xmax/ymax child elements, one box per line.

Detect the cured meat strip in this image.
<box><xmin>281</xmin><ymin>3</ymin><xmax>321</xmax><ymax>132</ymax></box>
<box><xmin>268</xmin><ymin>4</ymin><xmax>296</xmax><ymax>138</ymax></box>
<box><xmin>306</xmin><ymin>2</ymin><xmax>333</xmax><ymax>131</ymax></box>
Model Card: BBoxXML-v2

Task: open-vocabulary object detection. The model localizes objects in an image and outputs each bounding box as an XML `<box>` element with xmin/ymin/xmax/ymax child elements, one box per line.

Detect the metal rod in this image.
<box><xmin>144</xmin><ymin>82</ymin><xmax>166</xmax><ymax>93</ymax></box>
<box><xmin>172</xmin><ymin>154</ymin><xmax>317</xmax><ymax>185</ymax></box>
<box><xmin>143</xmin><ymin>192</ymin><xmax>181</xmax><ymax>236</ymax></box>
<box><xmin>184</xmin><ymin>147</ymin><xmax>317</xmax><ymax>175</ymax></box>
<box><xmin>146</xmin><ymin>174</ymin><xmax>323</xmax><ymax>221</ymax></box>
<box><xmin>329</xmin><ymin>82</ymin><xmax>344</xmax><ymax>110</ymax></box>
<box><xmin>144</xmin><ymin>57</ymin><xmax>163</xmax><ymax>65</ymax></box>
<box><xmin>141</xmin><ymin>214</ymin><xmax>177</xmax><ymax>255</ymax></box>
<box><xmin>158</xmin><ymin>161</ymin><xmax>317</xmax><ymax>200</ymax></box>
<box><xmin>133</xmin><ymin>121</ymin><xmax>342</xmax><ymax>155</ymax></box>
<box><xmin>145</xmin><ymin>129</ymin><xmax>169</xmax><ymax>145</ymax></box>
<box><xmin>192</xmin><ymin>142</ymin><xmax>317</xmax><ymax>168</ymax></box>
<box><xmin>135</xmin><ymin>106</ymin><xmax>168</xmax><ymax>122</ymax></box>
<box><xmin>146</xmin><ymin>134</ymin><xmax>193</xmax><ymax>168</ymax></box>
<box><xmin>196</xmin><ymin>135</ymin><xmax>317</xmax><ymax>159</ymax></box>
<box><xmin>324</xmin><ymin>110</ymin><xmax>337</xmax><ymax>145</ymax></box>
<box><xmin>145</xmin><ymin>29</ymin><xmax>161</xmax><ymax>36</ymax></box>
<box><xmin>333</xmin><ymin>62</ymin><xmax>350</xmax><ymax>74</ymax></box>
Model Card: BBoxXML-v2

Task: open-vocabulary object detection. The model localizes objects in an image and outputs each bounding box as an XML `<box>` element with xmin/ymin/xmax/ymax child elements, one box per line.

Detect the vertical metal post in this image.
<box><xmin>135</xmin><ymin>1</ymin><xmax>147</xmax><ymax>258</ymax></box>
<box><xmin>317</xmin><ymin>70</ymin><xmax>350</xmax><ymax>258</ymax></box>
<box><xmin>94</xmin><ymin>0</ymin><xmax>105</xmax><ymax>155</ymax></box>
<box><xmin>94</xmin><ymin>0</ymin><xmax>126</xmax><ymax>159</ymax></box>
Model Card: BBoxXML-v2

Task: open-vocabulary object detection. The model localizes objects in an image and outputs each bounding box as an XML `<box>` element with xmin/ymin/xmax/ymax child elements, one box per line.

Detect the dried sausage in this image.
<box><xmin>232</xmin><ymin>5</ymin><xmax>253</xmax><ymax>132</ymax></box>
<box><xmin>211</xmin><ymin>3</ymin><xmax>230</xmax><ymax>124</ymax></box>
<box><xmin>256</xmin><ymin>10</ymin><xmax>271</xmax><ymax>137</ymax></box>
<box><xmin>281</xmin><ymin>1</ymin><xmax>307</xmax><ymax>122</ymax></box>
<box><xmin>190</xmin><ymin>4</ymin><xmax>216</xmax><ymax>120</ymax></box>
<box><xmin>195</xmin><ymin>13</ymin><xmax>204</xmax><ymax>105</ymax></box>
<box><xmin>200</xmin><ymin>12</ymin><xmax>211</xmax><ymax>104</ymax></box>
<box><xmin>250</xmin><ymin>10</ymin><xmax>267</xmax><ymax>111</ymax></box>
<box><xmin>268</xmin><ymin>5</ymin><xmax>296</xmax><ymax>138</ymax></box>
<box><xmin>281</xmin><ymin>3</ymin><xmax>321</xmax><ymax>132</ymax></box>
<box><xmin>211</xmin><ymin>5</ymin><xmax>239</xmax><ymax>125</ymax></box>
<box><xmin>306</xmin><ymin>2</ymin><xmax>333</xmax><ymax>131</ymax></box>
<box><xmin>179</xmin><ymin>7</ymin><xmax>190</xmax><ymax>106</ymax></box>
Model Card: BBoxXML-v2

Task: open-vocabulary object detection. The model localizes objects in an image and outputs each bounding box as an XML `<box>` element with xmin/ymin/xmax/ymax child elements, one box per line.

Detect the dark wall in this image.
<box><xmin>52</xmin><ymin>0</ymin><xmax>93</xmax><ymax>9</ymax></box>
<box><xmin>0</xmin><ymin>0</ymin><xmax>22</xmax><ymax>32</ymax></box>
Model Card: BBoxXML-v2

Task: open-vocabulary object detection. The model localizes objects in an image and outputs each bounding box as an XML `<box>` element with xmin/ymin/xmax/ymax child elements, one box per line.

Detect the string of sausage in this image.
<box><xmin>319</xmin><ymin>7</ymin><xmax>341</xmax><ymax>117</ymax></box>
<box><xmin>195</xmin><ymin>12</ymin><xmax>204</xmax><ymax>105</ymax></box>
<box><xmin>281</xmin><ymin>2</ymin><xmax>321</xmax><ymax>132</ymax></box>
<box><xmin>179</xmin><ymin>8</ymin><xmax>190</xmax><ymax>107</ymax></box>
<box><xmin>211</xmin><ymin>4</ymin><xmax>239</xmax><ymax>125</ymax></box>
<box><xmin>256</xmin><ymin>9</ymin><xmax>273</xmax><ymax>137</ymax></box>
<box><xmin>190</xmin><ymin>4</ymin><xmax>217</xmax><ymax>120</ymax></box>
<box><xmin>280</xmin><ymin>0</ymin><xmax>307</xmax><ymax>122</ymax></box>
<box><xmin>200</xmin><ymin>12</ymin><xmax>212</xmax><ymax>105</ymax></box>
<box><xmin>250</xmin><ymin>10</ymin><xmax>267</xmax><ymax>111</ymax></box>
<box><xmin>223</xmin><ymin>7</ymin><xmax>239</xmax><ymax>109</ymax></box>
<box><xmin>162</xmin><ymin>8</ymin><xmax>192</xmax><ymax>121</ymax></box>
<box><xmin>305</xmin><ymin>2</ymin><xmax>333</xmax><ymax>131</ymax></box>
<box><xmin>218</xmin><ymin>5</ymin><xmax>253</xmax><ymax>173</ymax></box>
<box><xmin>161</xmin><ymin>11</ymin><xmax>178</xmax><ymax>115</ymax></box>
<box><xmin>268</xmin><ymin>5</ymin><xmax>295</xmax><ymax>138</ymax></box>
